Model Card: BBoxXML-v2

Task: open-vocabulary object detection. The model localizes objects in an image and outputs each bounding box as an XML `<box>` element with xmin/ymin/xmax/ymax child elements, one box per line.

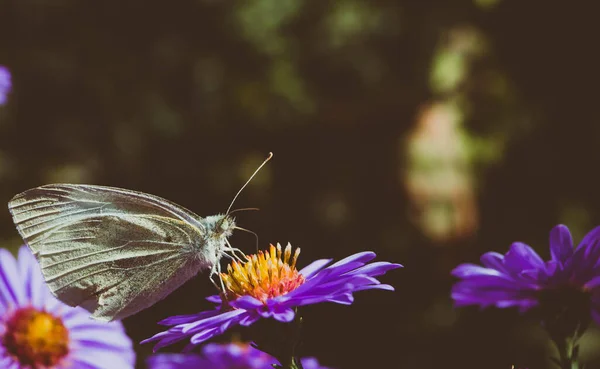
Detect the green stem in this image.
<box><xmin>279</xmin><ymin>313</ymin><xmax>303</xmax><ymax>369</ymax></box>
<box><xmin>285</xmin><ymin>357</ymin><xmax>304</xmax><ymax>369</ymax></box>
<box><xmin>552</xmin><ymin>335</ymin><xmax>579</xmax><ymax>369</ymax></box>
<box><xmin>256</xmin><ymin>310</ymin><xmax>304</xmax><ymax>369</ymax></box>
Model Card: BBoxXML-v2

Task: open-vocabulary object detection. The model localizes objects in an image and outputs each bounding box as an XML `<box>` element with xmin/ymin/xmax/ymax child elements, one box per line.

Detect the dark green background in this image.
<box><xmin>1</xmin><ymin>1</ymin><xmax>599</xmax><ymax>368</ymax></box>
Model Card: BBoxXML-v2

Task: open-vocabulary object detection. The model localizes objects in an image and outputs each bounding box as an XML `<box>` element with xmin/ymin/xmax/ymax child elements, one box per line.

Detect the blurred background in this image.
<box><xmin>1</xmin><ymin>1</ymin><xmax>599</xmax><ymax>368</ymax></box>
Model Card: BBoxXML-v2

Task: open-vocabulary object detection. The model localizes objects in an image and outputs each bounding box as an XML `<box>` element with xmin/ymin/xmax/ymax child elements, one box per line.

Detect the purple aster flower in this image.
<box><xmin>0</xmin><ymin>246</ymin><xmax>135</xmax><ymax>369</ymax></box>
<box><xmin>451</xmin><ymin>224</ymin><xmax>600</xmax><ymax>323</ymax></box>
<box><xmin>146</xmin><ymin>342</ymin><xmax>333</xmax><ymax>369</ymax></box>
<box><xmin>0</xmin><ymin>66</ymin><xmax>11</xmax><ymax>105</ymax></box>
<box><xmin>142</xmin><ymin>243</ymin><xmax>402</xmax><ymax>351</ymax></box>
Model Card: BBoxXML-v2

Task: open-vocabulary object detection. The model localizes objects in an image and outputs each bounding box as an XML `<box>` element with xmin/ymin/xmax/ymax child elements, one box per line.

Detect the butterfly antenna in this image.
<box><xmin>234</xmin><ymin>226</ymin><xmax>260</xmax><ymax>251</ymax></box>
<box><xmin>228</xmin><ymin>207</ymin><xmax>260</xmax><ymax>215</ymax></box>
<box><xmin>226</xmin><ymin>152</ymin><xmax>273</xmax><ymax>215</ymax></box>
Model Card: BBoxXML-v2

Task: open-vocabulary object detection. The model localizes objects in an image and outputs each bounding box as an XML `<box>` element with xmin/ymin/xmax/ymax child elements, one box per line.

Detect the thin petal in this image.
<box><xmin>329</xmin><ymin>252</ymin><xmax>376</xmax><ymax>269</ymax></box>
<box><xmin>190</xmin><ymin>327</ymin><xmax>220</xmax><ymax>344</ymax></box>
<box><xmin>480</xmin><ymin>252</ymin><xmax>507</xmax><ymax>272</ymax></box>
<box><xmin>451</xmin><ymin>264</ymin><xmax>504</xmax><ymax>278</ymax></box>
<box><xmin>239</xmin><ymin>313</ymin><xmax>260</xmax><ymax>326</ymax></box>
<box><xmin>64</xmin><ymin>360</ymin><xmax>99</xmax><ymax>369</ymax></box>
<box><xmin>159</xmin><ymin>310</ymin><xmax>220</xmax><ymax>326</ymax></box>
<box><xmin>181</xmin><ymin>309</ymin><xmax>245</xmax><ymax>334</ymax></box>
<box><xmin>550</xmin><ymin>224</ymin><xmax>574</xmax><ymax>263</ymax></box>
<box><xmin>324</xmin><ymin>293</ymin><xmax>354</xmax><ymax>305</ymax></box>
<box><xmin>354</xmin><ymin>283</ymin><xmax>395</xmax><ymax>292</ymax></box>
<box><xmin>230</xmin><ymin>295</ymin><xmax>263</xmax><ymax>310</ymax></box>
<box><xmin>504</xmin><ymin>242</ymin><xmax>545</xmax><ymax>273</ymax></box>
<box><xmin>585</xmin><ymin>276</ymin><xmax>600</xmax><ymax>289</ymax></box>
<box><xmin>69</xmin><ymin>349</ymin><xmax>134</xmax><ymax>369</ymax></box>
<box><xmin>577</xmin><ymin>225</ymin><xmax>600</xmax><ymax>251</ymax></box>
<box><xmin>299</xmin><ymin>259</ymin><xmax>332</xmax><ymax>279</ymax></box>
<box><xmin>345</xmin><ymin>262</ymin><xmax>402</xmax><ymax>277</ymax></box>
<box><xmin>147</xmin><ymin>354</ymin><xmax>205</xmax><ymax>369</ymax></box>
<box><xmin>271</xmin><ymin>306</ymin><xmax>295</xmax><ymax>322</ymax></box>
<box><xmin>206</xmin><ymin>295</ymin><xmax>223</xmax><ymax>303</ymax></box>
<box><xmin>151</xmin><ymin>334</ymin><xmax>191</xmax><ymax>352</ymax></box>
<box><xmin>0</xmin><ymin>248</ymin><xmax>25</xmax><ymax>307</ymax></box>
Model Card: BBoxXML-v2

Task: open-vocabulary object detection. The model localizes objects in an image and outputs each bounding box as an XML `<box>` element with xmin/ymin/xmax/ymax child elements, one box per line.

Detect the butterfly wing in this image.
<box><xmin>8</xmin><ymin>184</ymin><xmax>216</xmax><ymax>321</ymax></box>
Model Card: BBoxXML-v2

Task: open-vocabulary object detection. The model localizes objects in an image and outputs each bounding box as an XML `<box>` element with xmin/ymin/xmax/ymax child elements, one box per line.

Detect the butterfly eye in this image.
<box><xmin>220</xmin><ymin>219</ymin><xmax>229</xmax><ymax>231</ymax></box>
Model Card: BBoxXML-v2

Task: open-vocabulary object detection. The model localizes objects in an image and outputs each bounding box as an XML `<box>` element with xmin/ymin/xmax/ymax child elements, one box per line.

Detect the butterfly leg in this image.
<box><xmin>223</xmin><ymin>248</ymin><xmax>246</xmax><ymax>262</ymax></box>
<box><xmin>209</xmin><ymin>261</ymin><xmax>227</xmax><ymax>296</ymax></box>
<box><xmin>209</xmin><ymin>263</ymin><xmax>219</xmax><ymax>289</ymax></box>
<box><xmin>216</xmin><ymin>262</ymin><xmax>226</xmax><ymax>295</ymax></box>
<box><xmin>224</xmin><ymin>239</ymin><xmax>247</xmax><ymax>262</ymax></box>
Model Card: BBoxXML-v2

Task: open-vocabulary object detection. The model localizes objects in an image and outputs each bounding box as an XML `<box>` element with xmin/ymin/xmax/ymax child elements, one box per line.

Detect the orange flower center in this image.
<box><xmin>221</xmin><ymin>243</ymin><xmax>305</xmax><ymax>302</ymax></box>
<box><xmin>2</xmin><ymin>307</ymin><xmax>70</xmax><ymax>367</ymax></box>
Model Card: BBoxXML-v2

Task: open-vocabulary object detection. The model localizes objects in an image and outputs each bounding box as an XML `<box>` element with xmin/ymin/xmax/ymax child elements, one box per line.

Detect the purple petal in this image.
<box><xmin>17</xmin><ymin>246</ymin><xmax>47</xmax><ymax>309</ymax></box>
<box><xmin>0</xmin><ymin>248</ymin><xmax>25</xmax><ymax>307</ymax></box>
<box><xmin>345</xmin><ymin>262</ymin><xmax>402</xmax><ymax>277</ymax></box>
<box><xmin>543</xmin><ymin>260</ymin><xmax>559</xmax><ymax>277</ymax></box>
<box><xmin>324</xmin><ymin>293</ymin><xmax>354</xmax><ymax>305</ymax></box>
<box><xmin>141</xmin><ymin>331</ymin><xmax>174</xmax><ymax>345</ymax></box>
<box><xmin>316</xmin><ymin>275</ymin><xmax>379</xmax><ymax>292</ymax></box>
<box><xmin>570</xmin><ymin>241</ymin><xmax>600</xmax><ymax>284</ymax></box>
<box><xmin>577</xmin><ymin>225</ymin><xmax>600</xmax><ymax>251</ymax></box>
<box><xmin>504</xmin><ymin>242</ymin><xmax>545</xmax><ymax>273</ymax></box>
<box><xmin>451</xmin><ymin>264</ymin><xmax>504</xmax><ymax>278</ymax></box>
<box><xmin>270</xmin><ymin>306</ymin><xmax>295</xmax><ymax>322</ymax></box>
<box><xmin>519</xmin><ymin>269</ymin><xmax>542</xmax><ymax>282</ymax></box>
<box><xmin>550</xmin><ymin>224</ymin><xmax>574</xmax><ymax>264</ymax></box>
<box><xmin>69</xmin><ymin>344</ymin><xmax>134</xmax><ymax>369</ymax></box>
<box><xmin>287</xmin><ymin>294</ymin><xmax>336</xmax><ymax>306</ymax></box>
<box><xmin>452</xmin><ymin>286</ymin><xmax>537</xmax><ymax>309</ymax></box>
<box><xmin>153</xmin><ymin>334</ymin><xmax>190</xmax><ymax>352</ymax></box>
<box><xmin>354</xmin><ymin>283</ymin><xmax>395</xmax><ymax>292</ymax></box>
<box><xmin>230</xmin><ymin>295</ymin><xmax>263</xmax><ymax>310</ymax></box>
<box><xmin>329</xmin><ymin>252</ymin><xmax>376</xmax><ymax>269</ymax></box>
<box><xmin>299</xmin><ymin>259</ymin><xmax>332</xmax><ymax>279</ymax></box>
<box><xmin>239</xmin><ymin>313</ymin><xmax>260</xmax><ymax>326</ymax></box>
<box><xmin>301</xmin><ymin>357</ymin><xmax>333</xmax><ymax>369</ymax></box>
<box><xmin>190</xmin><ymin>327</ymin><xmax>220</xmax><ymax>344</ymax></box>
<box><xmin>159</xmin><ymin>310</ymin><xmax>220</xmax><ymax>326</ymax></box>
<box><xmin>585</xmin><ymin>276</ymin><xmax>600</xmax><ymax>289</ymax></box>
<box><xmin>287</xmin><ymin>271</ymin><xmax>335</xmax><ymax>297</ymax></box>
<box><xmin>147</xmin><ymin>354</ymin><xmax>205</xmax><ymax>369</ymax></box>
<box><xmin>480</xmin><ymin>252</ymin><xmax>507</xmax><ymax>272</ymax></box>
<box><xmin>206</xmin><ymin>295</ymin><xmax>223</xmax><ymax>303</ymax></box>
<box><xmin>454</xmin><ymin>274</ymin><xmax>536</xmax><ymax>290</ymax></box>
<box><xmin>181</xmin><ymin>309</ymin><xmax>245</xmax><ymax>334</ymax></box>
<box><xmin>0</xmin><ymin>66</ymin><xmax>11</xmax><ymax>105</ymax></box>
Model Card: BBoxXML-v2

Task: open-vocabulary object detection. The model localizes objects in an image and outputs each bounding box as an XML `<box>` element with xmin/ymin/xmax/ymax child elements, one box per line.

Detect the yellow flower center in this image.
<box><xmin>2</xmin><ymin>307</ymin><xmax>70</xmax><ymax>367</ymax></box>
<box><xmin>221</xmin><ymin>243</ymin><xmax>305</xmax><ymax>302</ymax></box>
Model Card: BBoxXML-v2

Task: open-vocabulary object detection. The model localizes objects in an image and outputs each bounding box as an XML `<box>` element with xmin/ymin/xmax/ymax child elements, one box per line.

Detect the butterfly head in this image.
<box><xmin>201</xmin><ymin>214</ymin><xmax>236</xmax><ymax>239</ymax></box>
<box><xmin>217</xmin><ymin>215</ymin><xmax>236</xmax><ymax>238</ymax></box>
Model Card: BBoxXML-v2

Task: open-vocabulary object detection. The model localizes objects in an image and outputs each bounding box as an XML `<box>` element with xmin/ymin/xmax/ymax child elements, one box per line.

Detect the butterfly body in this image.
<box><xmin>8</xmin><ymin>184</ymin><xmax>237</xmax><ymax>321</ymax></box>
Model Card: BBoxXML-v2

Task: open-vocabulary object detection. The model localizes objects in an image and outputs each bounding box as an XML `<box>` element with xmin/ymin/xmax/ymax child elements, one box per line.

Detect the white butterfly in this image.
<box><xmin>7</xmin><ymin>153</ymin><xmax>272</xmax><ymax>322</ymax></box>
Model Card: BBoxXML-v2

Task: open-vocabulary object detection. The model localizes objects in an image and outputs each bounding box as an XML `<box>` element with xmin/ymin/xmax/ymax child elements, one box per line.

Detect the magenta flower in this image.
<box><xmin>143</xmin><ymin>243</ymin><xmax>401</xmax><ymax>351</ymax></box>
<box><xmin>0</xmin><ymin>246</ymin><xmax>135</xmax><ymax>369</ymax></box>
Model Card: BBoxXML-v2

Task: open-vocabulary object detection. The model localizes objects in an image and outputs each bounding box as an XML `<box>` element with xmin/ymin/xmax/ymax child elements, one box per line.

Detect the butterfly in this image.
<box><xmin>7</xmin><ymin>153</ymin><xmax>272</xmax><ymax>322</ymax></box>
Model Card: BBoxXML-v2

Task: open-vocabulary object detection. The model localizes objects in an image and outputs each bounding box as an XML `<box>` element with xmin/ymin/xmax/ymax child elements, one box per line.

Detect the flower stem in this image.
<box><xmin>286</xmin><ymin>357</ymin><xmax>305</xmax><ymax>369</ymax></box>
<box><xmin>251</xmin><ymin>309</ymin><xmax>304</xmax><ymax>369</ymax></box>
<box><xmin>277</xmin><ymin>312</ymin><xmax>304</xmax><ymax>369</ymax></box>
<box><xmin>539</xmin><ymin>295</ymin><xmax>589</xmax><ymax>369</ymax></box>
<box><xmin>551</xmin><ymin>334</ymin><xmax>580</xmax><ymax>369</ymax></box>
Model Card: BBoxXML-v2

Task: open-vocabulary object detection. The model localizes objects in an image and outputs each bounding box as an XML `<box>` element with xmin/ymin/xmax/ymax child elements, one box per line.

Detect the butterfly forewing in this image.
<box><xmin>8</xmin><ymin>184</ymin><xmax>211</xmax><ymax>321</ymax></box>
